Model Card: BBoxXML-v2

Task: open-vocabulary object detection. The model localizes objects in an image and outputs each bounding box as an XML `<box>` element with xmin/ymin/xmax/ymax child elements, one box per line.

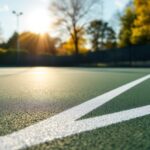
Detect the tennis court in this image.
<box><xmin>0</xmin><ymin>67</ymin><xmax>150</xmax><ymax>149</ymax></box>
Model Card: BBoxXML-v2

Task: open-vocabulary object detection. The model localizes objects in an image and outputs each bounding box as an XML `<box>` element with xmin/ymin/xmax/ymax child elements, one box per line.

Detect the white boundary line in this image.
<box><xmin>0</xmin><ymin>74</ymin><xmax>150</xmax><ymax>150</ymax></box>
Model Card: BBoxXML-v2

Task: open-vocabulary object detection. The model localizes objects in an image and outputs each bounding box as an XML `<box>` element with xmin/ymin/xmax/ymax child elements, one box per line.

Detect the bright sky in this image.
<box><xmin>0</xmin><ymin>0</ymin><xmax>130</xmax><ymax>41</ymax></box>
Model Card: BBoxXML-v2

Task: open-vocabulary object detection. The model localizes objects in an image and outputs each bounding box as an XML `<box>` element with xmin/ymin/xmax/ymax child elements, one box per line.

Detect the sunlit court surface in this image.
<box><xmin>0</xmin><ymin>67</ymin><xmax>150</xmax><ymax>150</ymax></box>
<box><xmin>0</xmin><ymin>0</ymin><xmax>150</xmax><ymax>149</ymax></box>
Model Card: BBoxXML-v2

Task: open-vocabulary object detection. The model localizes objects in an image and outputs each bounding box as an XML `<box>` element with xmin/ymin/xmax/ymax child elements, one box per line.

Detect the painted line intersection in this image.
<box><xmin>0</xmin><ymin>74</ymin><xmax>150</xmax><ymax>150</ymax></box>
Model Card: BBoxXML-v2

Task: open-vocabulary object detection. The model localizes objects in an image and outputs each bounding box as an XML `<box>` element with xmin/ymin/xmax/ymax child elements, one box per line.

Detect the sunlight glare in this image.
<box><xmin>32</xmin><ymin>67</ymin><xmax>49</xmax><ymax>81</ymax></box>
<box><xmin>26</xmin><ymin>9</ymin><xmax>51</xmax><ymax>34</ymax></box>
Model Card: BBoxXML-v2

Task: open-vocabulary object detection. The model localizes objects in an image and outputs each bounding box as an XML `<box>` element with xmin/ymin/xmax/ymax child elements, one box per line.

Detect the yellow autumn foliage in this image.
<box><xmin>131</xmin><ymin>0</ymin><xmax>150</xmax><ymax>44</ymax></box>
<box><xmin>58</xmin><ymin>35</ymin><xmax>88</xmax><ymax>55</ymax></box>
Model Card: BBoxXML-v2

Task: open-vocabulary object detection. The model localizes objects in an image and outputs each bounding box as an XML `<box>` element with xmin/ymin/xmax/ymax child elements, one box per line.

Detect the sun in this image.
<box><xmin>26</xmin><ymin>9</ymin><xmax>51</xmax><ymax>34</ymax></box>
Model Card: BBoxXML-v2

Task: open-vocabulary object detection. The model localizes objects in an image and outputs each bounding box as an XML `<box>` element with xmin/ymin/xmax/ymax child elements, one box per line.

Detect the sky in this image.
<box><xmin>0</xmin><ymin>0</ymin><xmax>130</xmax><ymax>41</ymax></box>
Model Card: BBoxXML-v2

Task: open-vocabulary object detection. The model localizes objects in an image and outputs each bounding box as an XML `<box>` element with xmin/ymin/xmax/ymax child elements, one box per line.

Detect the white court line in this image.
<box><xmin>0</xmin><ymin>74</ymin><xmax>150</xmax><ymax>150</ymax></box>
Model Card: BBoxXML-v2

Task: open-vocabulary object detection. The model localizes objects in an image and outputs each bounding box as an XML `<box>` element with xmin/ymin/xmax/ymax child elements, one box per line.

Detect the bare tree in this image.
<box><xmin>0</xmin><ymin>24</ymin><xmax>3</xmax><ymax>44</ymax></box>
<box><xmin>50</xmin><ymin>0</ymin><xmax>101</xmax><ymax>55</ymax></box>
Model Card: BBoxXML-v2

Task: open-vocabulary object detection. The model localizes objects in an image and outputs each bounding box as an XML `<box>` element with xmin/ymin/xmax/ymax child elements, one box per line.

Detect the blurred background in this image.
<box><xmin>0</xmin><ymin>0</ymin><xmax>150</xmax><ymax>67</ymax></box>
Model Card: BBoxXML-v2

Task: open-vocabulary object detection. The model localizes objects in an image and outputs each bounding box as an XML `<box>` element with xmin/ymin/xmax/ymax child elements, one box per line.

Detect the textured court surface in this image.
<box><xmin>0</xmin><ymin>67</ymin><xmax>150</xmax><ymax>150</ymax></box>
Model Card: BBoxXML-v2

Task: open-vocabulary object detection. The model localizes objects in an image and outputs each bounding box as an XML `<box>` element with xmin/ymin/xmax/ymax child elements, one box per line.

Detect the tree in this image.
<box><xmin>87</xmin><ymin>20</ymin><xmax>103</xmax><ymax>51</ymax></box>
<box><xmin>19</xmin><ymin>32</ymin><xmax>58</xmax><ymax>55</ymax></box>
<box><xmin>6</xmin><ymin>32</ymin><xmax>18</xmax><ymax>50</ymax></box>
<box><xmin>51</xmin><ymin>0</ymin><xmax>100</xmax><ymax>55</ymax></box>
<box><xmin>6</xmin><ymin>32</ymin><xmax>58</xmax><ymax>55</ymax></box>
<box><xmin>131</xmin><ymin>0</ymin><xmax>150</xmax><ymax>44</ymax></box>
<box><xmin>0</xmin><ymin>27</ymin><xmax>7</xmax><ymax>54</ymax></box>
<box><xmin>0</xmin><ymin>25</ymin><xmax>6</xmax><ymax>51</ymax></box>
<box><xmin>0</xmin><ymin>25</ymin><xmax>3</xmax><ymax>44</ymax></box>
<box><xmin>104</xmin><ymin>26</ymin><xmax>116</xmax><ymax>49</ymax></box>
<box><xmin>118</xmin><ymin>7</ymin><xmax>136</xmax><ymax>47</ymax></box>
<box><xmin>87</xmin><ymin>20</ymin><xmax>116</xmax><ymax>51</ymax></box>
<box><xmin>58</xmin><ymin>30</ymin><xmax>88</xmax><ymax>55</ymax></box>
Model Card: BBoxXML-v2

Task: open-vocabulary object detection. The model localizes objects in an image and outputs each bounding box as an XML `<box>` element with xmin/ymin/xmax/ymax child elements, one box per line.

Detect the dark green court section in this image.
<box><xmin>0</xmin><ymin>68</ymin><xmax>149</xmax><ymax>136</ymax></box>
<box><xmin>83</xmin><ymin>79</ymin><xmax>150</xmax><ymax>119</ymax></box>
<box><xmin>28</xmin><ymin>115</ymin><xmax>150</xmax><ymax>150</ymax></box>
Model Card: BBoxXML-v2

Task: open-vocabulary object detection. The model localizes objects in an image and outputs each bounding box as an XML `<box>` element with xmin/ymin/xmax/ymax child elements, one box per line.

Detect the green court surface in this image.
<box><xmin>0</xmin><ymin>67</ymin><xmax>150</xmax><ymax>150</ymax></box>
<box><xmin>29</xmin><ymin>115</ymin><xmax>150</xmax><ymax>150</ymax></box>
<box><xmin>83</xmin><ymin>79</ymin><xmax>150</xmax><ymax>119</ymax></box>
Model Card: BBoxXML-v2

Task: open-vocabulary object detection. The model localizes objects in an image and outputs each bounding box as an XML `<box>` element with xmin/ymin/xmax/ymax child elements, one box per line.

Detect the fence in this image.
<box><xmin>0</xmin><ymin>44</ymin><xmax>150</xmax><ymax>67</ymax></box>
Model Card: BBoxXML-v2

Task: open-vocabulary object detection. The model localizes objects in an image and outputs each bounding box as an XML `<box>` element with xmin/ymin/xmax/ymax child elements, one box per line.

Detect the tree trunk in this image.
<box><xmin>73</xmin><ymin>24</ymin><xmax>79</xmax><ymax>55</ymax></box>
<box><xmin>74</xmin><ymin>35</ymin><xmax>79</xmax><ymax>55</ymax></box>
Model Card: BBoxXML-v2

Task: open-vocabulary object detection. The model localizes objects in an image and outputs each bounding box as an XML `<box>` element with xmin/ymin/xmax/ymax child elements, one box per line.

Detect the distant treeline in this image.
<box><xmin>0</xmin><ymin>0</ymin><xmax>150</xmax><ymax>60</ymax></box>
